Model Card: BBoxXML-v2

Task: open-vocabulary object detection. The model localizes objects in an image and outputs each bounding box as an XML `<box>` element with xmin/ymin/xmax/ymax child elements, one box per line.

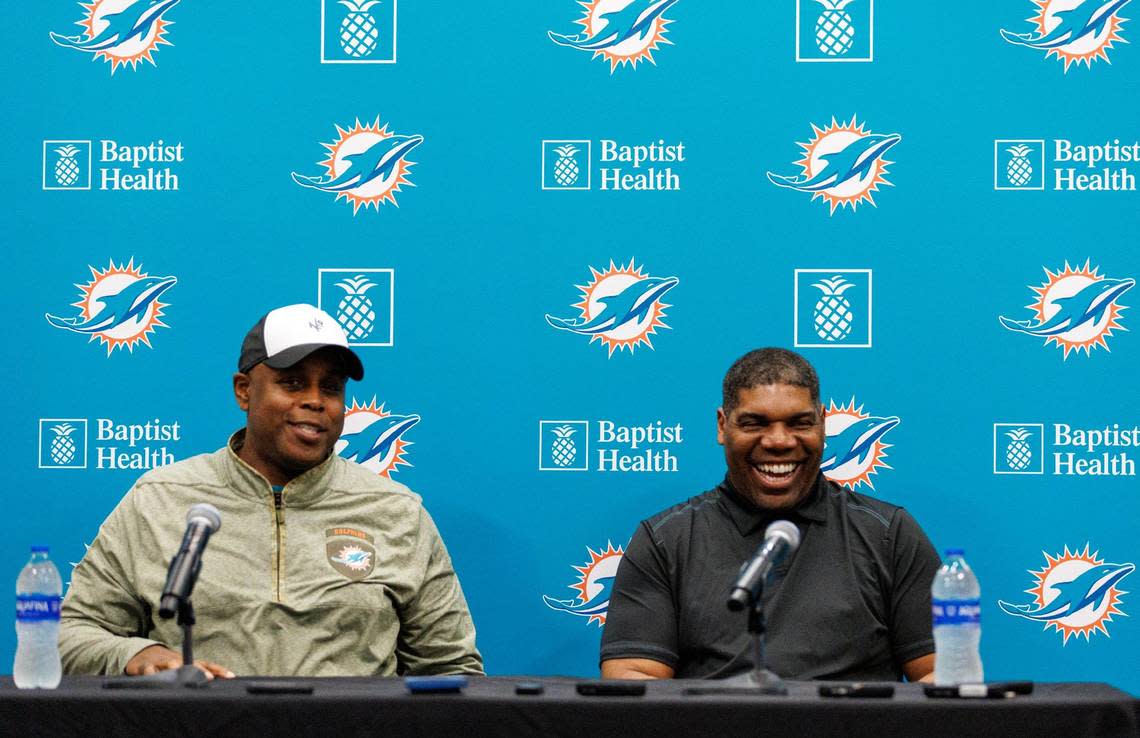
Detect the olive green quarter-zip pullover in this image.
<box><xmin>60</xmin><ymin>431</ymin><xmax>483</xmax><ymax>677</ymax></box>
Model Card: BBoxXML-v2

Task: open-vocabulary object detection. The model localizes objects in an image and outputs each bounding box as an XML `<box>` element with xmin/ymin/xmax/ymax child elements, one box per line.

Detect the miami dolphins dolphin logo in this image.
<box><xmin>542</xmin><ymin>542</ymin><xmax>624</xmax><ymax>627</ymax></box>
<box><xmin>999</xmin><ymin>544</ymin><xmax>1133</xmax><ymax>644</ymax></box>
<box><xmin>330</xmin><ymin>546</ymin><xmax>372</xmax><ymax>571</ymax></box>
<box><xmin>1001</xmin><ymin>0</ymin><xmax>1132</xmax><ymax>70</ymax></box>
<box><xmin>51</xmin><ymin>0</ymin><xmax>181</xmax><ymax>73</ymax></box>
<box><xmin>999</xmin><ymin>261</ymin><xmax>1132</xmax><ymax>358</ymax></box>
<box><xmin>336</xmin><ymin>398</ymin><xmax>419</xmax><ymax>477</ymax></box>
<box><xmin>45</xmin><ymin>259</ymin><xmax>176</xmax><ymax>355</ymax></box>
<box><xmin>292</xmin><ymin>118</ymin><xmax>422</xmax><ymax>214</ymax></box>
<box><xmin>548</xmin><ymin>0</ymin><xmax>679</xmax><ymax>71</ymax></box>
<box><xmin>821</xmin><ymin>398</ymin><xmax>897</xmax><ymax>490</ymax></box>
<box><xmin>768</xmin><ymin>117</ymin><xmax>900</xmax><ymax>214</ymax></box>
<box><xmin>546</xmin><ymin>260</ymin><xmax>678</xmax><ymax>356</ymax></box>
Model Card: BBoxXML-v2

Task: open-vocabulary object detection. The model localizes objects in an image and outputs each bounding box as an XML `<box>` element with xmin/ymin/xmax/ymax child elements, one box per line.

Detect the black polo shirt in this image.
<box><xmin>600</xmin><ymin>475</ymin><xmax>941</xmax><ymax>680</ymax></box>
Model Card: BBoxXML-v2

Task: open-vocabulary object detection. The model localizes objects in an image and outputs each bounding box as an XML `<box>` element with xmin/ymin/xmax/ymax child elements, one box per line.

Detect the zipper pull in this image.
<box><xmin>273</xmin><ymin>489</ymin><xmax>283</xmax><ymax>509</ymax></box>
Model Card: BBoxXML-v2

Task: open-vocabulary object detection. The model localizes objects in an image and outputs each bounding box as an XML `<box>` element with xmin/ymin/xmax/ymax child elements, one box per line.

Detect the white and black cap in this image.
<box><xmin>238</xmin><ymin>304</ymin><xmax>364</xmax><ymax>381</ymax></box>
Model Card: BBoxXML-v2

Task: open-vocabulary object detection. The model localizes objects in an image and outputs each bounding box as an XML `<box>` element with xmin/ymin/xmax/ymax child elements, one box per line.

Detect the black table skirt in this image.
<box><xmin>1</xmin><ymin>677</ymin><xmax>1137</xmax><ymax>738</ymax></box>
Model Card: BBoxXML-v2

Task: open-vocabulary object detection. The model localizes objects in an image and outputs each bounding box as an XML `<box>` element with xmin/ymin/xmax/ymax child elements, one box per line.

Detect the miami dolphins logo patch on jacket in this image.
<box><xmin>326</xmin><ymin>527</ymin><xmax>376</xmax><ymax>580</ymax></box>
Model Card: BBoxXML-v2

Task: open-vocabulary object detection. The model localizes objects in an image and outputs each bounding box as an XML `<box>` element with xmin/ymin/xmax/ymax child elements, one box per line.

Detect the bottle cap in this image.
<box><xmin>944</xmin><ymin>547</ymin><xmax>964</xmax><ymax>557</ymax></box>
<box><xmin>30</xmin><ymin>545</ymin><xmax>50</xmax><ymax>554</ymax></box>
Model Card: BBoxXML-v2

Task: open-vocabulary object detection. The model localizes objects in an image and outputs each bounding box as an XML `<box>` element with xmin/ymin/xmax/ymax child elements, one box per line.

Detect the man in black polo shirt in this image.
<box><xmin>600</xmin><ymin>348</ymin><xmax>940</xmax><ymax>681</ymax></box>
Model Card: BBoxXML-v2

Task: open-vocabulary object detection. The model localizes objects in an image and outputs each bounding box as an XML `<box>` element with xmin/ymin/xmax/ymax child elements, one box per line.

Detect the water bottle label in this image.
<box><xmin>16</xmin><ymin>594</ymin><xmax>62</xmax><ymax>622</ymax></box>
<box><xmin>932</xmin><ymin>598</ymin><xmax>981</xmax><ymax>626</ymax></box>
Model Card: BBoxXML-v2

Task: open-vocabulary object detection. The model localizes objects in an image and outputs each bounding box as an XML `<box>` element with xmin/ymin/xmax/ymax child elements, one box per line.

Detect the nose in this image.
<box><xmin>298</xmin><ymin>383</ymin><xmax>325</xmax><ymax>410</ymax></box>
<box><xmin>760</xmin><ymin>423</ymin><xmax>797</xmax><ymax>451</ymax></box>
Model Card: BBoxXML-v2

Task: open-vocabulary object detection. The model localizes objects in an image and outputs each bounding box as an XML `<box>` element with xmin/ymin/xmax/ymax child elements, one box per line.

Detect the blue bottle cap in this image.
<box><xmin>944</xmin><ymin>547</ymin><xmax>964</xmax><ymax>557</ymax></box>
<box><xmin>30</xmin><ymin>545</ymin><xmax>50</xmax><ymax>554</ymax></box>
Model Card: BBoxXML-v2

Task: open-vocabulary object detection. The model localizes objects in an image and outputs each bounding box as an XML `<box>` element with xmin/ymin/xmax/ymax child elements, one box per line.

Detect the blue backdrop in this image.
<box><xmin>4</xmin><ymin>0</ymin><xmax>1138</xmax><ymax>692</ymax></box>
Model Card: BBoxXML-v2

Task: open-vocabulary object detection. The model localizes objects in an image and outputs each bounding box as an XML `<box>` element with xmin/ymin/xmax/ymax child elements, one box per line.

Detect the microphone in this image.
<box><xmin>727</xmin><ymin>520</ymin><xmax>801</xmax><ymax>611</ymax></box>
<box><xmin>158</xmin><ymin>504</ymin><xmax>222</xmax><ymax>618</ymax></box>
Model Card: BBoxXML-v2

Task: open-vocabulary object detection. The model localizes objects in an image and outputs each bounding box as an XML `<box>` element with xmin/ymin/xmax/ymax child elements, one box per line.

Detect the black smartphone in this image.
<box><xmin>576</xmin><ymin>680</ymin><xmax>647</xmax><ymax>696</ymax></box>
<box><xmin>819</xmin><ymin>683</ymin><xmax>894</xmax><ymax>698</ymax></box>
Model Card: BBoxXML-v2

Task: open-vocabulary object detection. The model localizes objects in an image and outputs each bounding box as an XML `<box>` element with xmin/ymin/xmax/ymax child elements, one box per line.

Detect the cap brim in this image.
<box><xmin>263</xmin><ymin>344</ymin><xmax>364</xmax><ymax>381</ymax></box>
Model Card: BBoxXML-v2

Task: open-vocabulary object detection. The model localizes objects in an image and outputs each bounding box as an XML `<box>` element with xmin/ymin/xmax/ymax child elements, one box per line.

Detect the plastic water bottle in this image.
<box><xmin>14</xmin><ymin>545</ymin><xmax>63</xmax><ymax>689</ymax></box>
<box><xmin>931</xmin><ymin>548</ymin><xmax>984</xmax><ymax>685</ymax></box>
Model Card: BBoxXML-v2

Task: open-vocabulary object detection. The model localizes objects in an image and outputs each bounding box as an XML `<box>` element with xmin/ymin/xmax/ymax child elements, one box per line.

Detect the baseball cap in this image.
<box><xmin>238</xmin><ymin>304</ymin><xmax>364</xmax><ymax>381</ymax></box>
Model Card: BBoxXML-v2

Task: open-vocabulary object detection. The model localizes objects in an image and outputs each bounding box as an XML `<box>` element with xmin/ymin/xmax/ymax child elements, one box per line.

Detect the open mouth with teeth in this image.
<box><xmin>289</xmin><ymin>421</ymin><xmax>327</xmax><ymax>443</ymax></box>
<box><xmin>751</xmin><ymin>460</ymin><xmax>804</xmax><ymax>488</ymax></box>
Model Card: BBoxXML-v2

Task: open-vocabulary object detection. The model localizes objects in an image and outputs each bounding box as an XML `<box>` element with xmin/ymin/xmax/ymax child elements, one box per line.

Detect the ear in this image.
<box><xmin>233</xmin><ymin>372</ymin><xmax>251</xmax><ymax>412</ymax></box>
<box><xmin>716</xmin><ymin>407</ymin><xmax>727</xmax><ymax>446</ymax></box>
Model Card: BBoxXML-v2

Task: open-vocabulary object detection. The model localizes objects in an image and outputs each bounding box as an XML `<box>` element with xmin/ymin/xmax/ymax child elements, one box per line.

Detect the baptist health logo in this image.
<box><xmin>796</xmin><ymin>0</ymin><xmax>872</xmax><ymax>62</ymax></box>
<box><xmin>794</xmin><ymin>270</ymin><xmax>871</xmax><ymax>348</ymax></box>
<box><xmin>318</xmin><ymin>269</ymin><xmax>394</xmax><ymax>347</ymax></box>
<box><xmin>768</xmin><ymin>117</ymin><xmax>900</xmax><ymax>214</ymax></box>
<box><xmin>543</xmin><ymin>543</ymin><xmax>625</xmax><ymax>627</ymax></box>
<box><xmin>50</xmin><ymin>0</ymin><xmax>181</xmax><ymax>73</ymax></box>
<box><xmin>548</xmin><ymin>0</ymin><xmax>679</xmax><ymax>72</ymax></box>
<box><xmin>43</xmin><ymin>141</ymin><xmax>92</xmax><ymax>190</ymax></box>
<box><xmin>821</xmin><ymin>398</ymin><xmax>899</xmax><ymax>490</ymax></box>
<box><xmin>43</xmin><ymin>139</ymin><xmax>183</xmax><ymax>191</ymax></box>
<box><xmin>539</xmin><ymin>420</ymin><xmax>683</xmax><ymax>472</ymax></box>
<box><xmin>1000</xmin><ymin>544</ymin><xmax>1133</xmax><ymax>644</ymax></box>
<box><xmin>995</xmin><ymin>138</ymin><xmax>1138</xmax><ymax>191</ymax></box>
<box><xmin>994</xmin><ymin>421</ymin><xmax>1138</xmax><ymax>476</ymax></box>
<box><xmin>999</xmin><ymin>261</ymin><xmax>1133</xmax><ymax>358</ymax></box>
<box><xmin>45</xmin><ymin>259</ymin><xmax>176</xmax><ymax>355</ymax></box>
<box><xmin>995</xmin><ymin>140</ymin><xmax>1046</xmax><ymax>190</ymax></box>
<box><xmin>546</xmin><ymin>260</ymin><xmax>678</xmax><ymax>356</ymax></box>
<box><xmin>321</xmin><ymin>0</ymin><xmax>396</xmax><ymax>63</ymax></box>
<box><xmin>1001</xmin><ymin>0</ymin><xmax>1132</xmax><ymax>71</ymax></box>
<box><xmin>293</xmin><ymin>117</ymin><xmax>422</xmax><ymax>214</ymax></box>
<box><xmin>994</xmin><ymin>424</ymin><xmax>1046</xmax><ymax>474</ymax></box>
<box><xmin>541</xmin><ymin>139</ymin><xmax>685</xmax><ymax>191</ymax></box>
<box><xmin>336</xmin><ymin>398</ymin><xmax>419</xmax><ymax>478</ymax></box>
<box><xmin>39</xmin><ymin>417</ymin><xmax>180</xmax><ymax>470</ymax></box>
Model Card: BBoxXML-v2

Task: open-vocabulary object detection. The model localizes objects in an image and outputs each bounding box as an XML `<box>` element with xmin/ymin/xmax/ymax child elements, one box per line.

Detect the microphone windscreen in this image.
<box><xmin>187</xmin><ymin>502</ymin><xmax>222</xmax><ymax>532</ymax></box>
<box><xmin>765</xmin><ymin>519</ymin><xmax>801</xmax><ymax>551</ymax></box>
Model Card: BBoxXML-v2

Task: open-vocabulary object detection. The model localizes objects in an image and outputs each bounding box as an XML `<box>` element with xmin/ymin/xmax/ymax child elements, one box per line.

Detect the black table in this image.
<box><xmin>1</xmin><ymin>677</ymin><xmax>1136</xmax><ymax>738</ymax></box>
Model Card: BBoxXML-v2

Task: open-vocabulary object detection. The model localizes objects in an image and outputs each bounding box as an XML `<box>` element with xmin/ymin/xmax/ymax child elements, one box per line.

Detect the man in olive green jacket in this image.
<box><xmin>60</xmin><ymin>304</ymin><xmax>483</xmax><ymax>678</ymax></box>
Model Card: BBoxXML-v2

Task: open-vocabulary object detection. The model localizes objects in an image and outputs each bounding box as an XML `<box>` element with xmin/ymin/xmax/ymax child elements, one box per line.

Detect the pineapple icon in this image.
<box><xmin>549</xmin><ymin>425</ymin><xmax>578</xmax><ymax>467</ymax></box>
<box><xmin>552</xmin><ymin>145</ymin><xmax>581</xmax><ymax>186</ymax></box>
<box><xmin>338</xmin><ymin>0</ymin><xmax>381</xmax><ymax>58</ymax></box>
<box><xmin>811</xmin><ymin>276</ymin><xmax>856</xmax><ymax>342</ymax></box>
<box><xmin>1006</xmin><ymin>145</ymin><xmax>1034</xmax><ymax>187</ymax></box>
<box><xmin>813</xmin><ymin>0</ymin><xmax>858</xmax><ymax>56</ymax></box>
<box><xmin>48</xmin><ymin>423</ymin><xmax>79</xmax><ymax>466</ymax></box>
<box><xmin>1005</xmin><ymin>428</ymin><xmax>1033</xmax><ymax>471</ymax></box>
<box><xmin>54</xmin><ymin>145</ymin><xmax>82</xmax><ymax>187</ymax></box>
<box><xmin>334</xmin><ymin>275</ymin><xmax>378</xmax><ymax>341</ymax></box>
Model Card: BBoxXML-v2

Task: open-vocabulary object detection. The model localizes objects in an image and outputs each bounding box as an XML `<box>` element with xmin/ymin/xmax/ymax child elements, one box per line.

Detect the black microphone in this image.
<box><xmin>159</xmin><ymin>503</ymin><xmax>222</xmax><ymax>618</ymax></box>
<box><xmin>727</xmin><ymin>520</ymin><xmax>801</xmax><ymax>611</ymax></box>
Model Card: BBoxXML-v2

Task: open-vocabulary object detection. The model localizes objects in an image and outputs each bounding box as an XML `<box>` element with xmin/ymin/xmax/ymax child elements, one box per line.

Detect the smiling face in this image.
<box><xmin>717</xmin><ymin>383</ymin><xmax>825</xmax><ymax>510</ymax></box>
<box><xmin>233</xmin><ymin>348</ymin><xmax>347</xmax><ymax>486</ymax></box>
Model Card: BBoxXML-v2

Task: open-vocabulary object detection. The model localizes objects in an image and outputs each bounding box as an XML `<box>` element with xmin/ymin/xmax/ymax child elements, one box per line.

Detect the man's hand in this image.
<box><xmin>125</xmin><ymin>644</ymin><xmax>235</xmax><ymax>679</ymax></box>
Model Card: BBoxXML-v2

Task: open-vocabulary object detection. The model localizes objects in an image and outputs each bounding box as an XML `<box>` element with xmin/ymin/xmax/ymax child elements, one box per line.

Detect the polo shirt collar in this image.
<box><xmin>719</xmin><ymin>473</ymin><xmax>829</xmax><ymax>536</ymax></box>
<box><xmin>223</xmin><ymin>428</ymin><xmax>339</xmax><ymax>507</ymax></box>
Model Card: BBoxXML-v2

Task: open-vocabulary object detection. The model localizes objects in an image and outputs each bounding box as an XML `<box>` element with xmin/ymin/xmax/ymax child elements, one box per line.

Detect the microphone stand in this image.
<box><xmin>742</xmin><ymin>587</ymin><xmax>787</xmax><ymax>695</ymax></box>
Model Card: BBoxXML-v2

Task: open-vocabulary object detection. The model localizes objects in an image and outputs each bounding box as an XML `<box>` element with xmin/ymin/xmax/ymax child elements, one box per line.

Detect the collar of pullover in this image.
<box><xmin>222</xmin><ymin>429</ymin><xmax>340</xmax><ymax>508</ymax></box>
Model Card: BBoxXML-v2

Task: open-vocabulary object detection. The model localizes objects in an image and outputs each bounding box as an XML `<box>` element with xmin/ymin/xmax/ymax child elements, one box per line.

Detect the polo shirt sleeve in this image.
<box><xmin>887</xmin><ymin>508</ymin><xmax>941</xmax><ymax>666</ymax></box>
<box><xmin>599</xmin><ymin>520</ymin><xmax>679</xmax><ymax>669</ymax></box>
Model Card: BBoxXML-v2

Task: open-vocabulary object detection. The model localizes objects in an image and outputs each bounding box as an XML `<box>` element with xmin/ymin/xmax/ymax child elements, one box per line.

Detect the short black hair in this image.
<box><xmin>721</xmin><ymin>348</ymin><xmax>820</xmax><ymax>414</ymax></box>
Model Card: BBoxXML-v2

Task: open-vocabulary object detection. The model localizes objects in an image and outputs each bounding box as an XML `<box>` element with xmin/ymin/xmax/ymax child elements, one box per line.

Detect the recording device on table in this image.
<box><xmin>924</xmin><ymin>681</ymin><xmax>1034</xmax><ymax>699</ymax></box>
<box><xmin>106</xmin><ymin>503</ymin><xmax>222</xmax><ymax>689</ymax></box>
